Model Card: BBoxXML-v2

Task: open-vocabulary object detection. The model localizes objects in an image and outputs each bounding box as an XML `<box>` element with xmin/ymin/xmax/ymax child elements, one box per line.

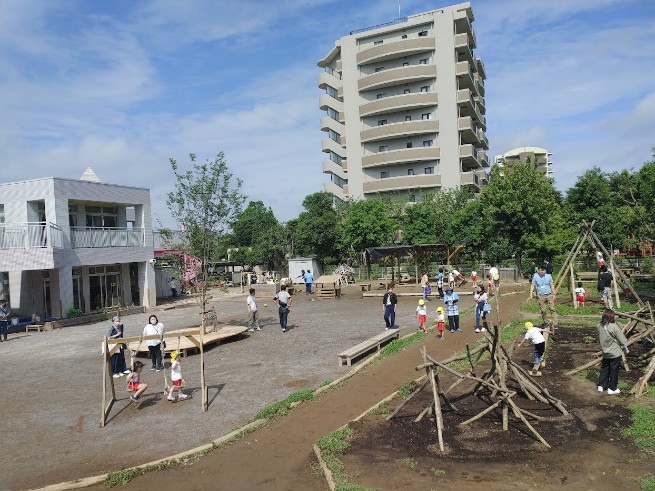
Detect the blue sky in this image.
<box><xmin>1</xmin><ymin>0</ymin><xmax>654</xmax><ymax>227</ymax></box>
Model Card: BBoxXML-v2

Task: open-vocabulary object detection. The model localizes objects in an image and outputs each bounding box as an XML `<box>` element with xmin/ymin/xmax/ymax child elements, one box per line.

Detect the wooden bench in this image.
<box><xmin>337</xmin><ymin>330</ymin><xmax>400</xmax><ymax>367</ymax></box>
<box><xmin>25</xmin><ymin>323</ymin><xmax>45</xmax><ymax>332</ymax></box>
<box><xmin>359</xmin><ymin>283</ymin><xmax>371</xmax><ymax>292</ymax></box>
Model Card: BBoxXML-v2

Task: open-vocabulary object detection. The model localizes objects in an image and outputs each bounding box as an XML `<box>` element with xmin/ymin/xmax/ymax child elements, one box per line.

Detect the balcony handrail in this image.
<box><xmin>350</xmin><ymin>17</ymin><xmax>407</xmax><ymax>35</ymax></box>
<box><xmin>324</xmin><ymin>66</ymin><xmax>342</xmax><ymax>79</ymax></box>
<box><xmin>70</xmin><ymin>226</ymin><xmax>145</xmax><ymax>248</ymax></box>
<box><xmin>0</xmin><ymin>221</ymin><xmax>63</xmax><ymax>249</ymax></box>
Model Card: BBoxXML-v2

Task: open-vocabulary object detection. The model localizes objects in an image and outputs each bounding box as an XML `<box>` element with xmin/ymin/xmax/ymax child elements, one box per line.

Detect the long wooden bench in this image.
<box><xmin>359</xmin><ymin>283</ymin><xmax>371</xmax><ymax>292</ymax></box>
<box><xmin>337</xmin><ymin>329</ymin><xmax>400</xmax><ymax>367</ymax></box>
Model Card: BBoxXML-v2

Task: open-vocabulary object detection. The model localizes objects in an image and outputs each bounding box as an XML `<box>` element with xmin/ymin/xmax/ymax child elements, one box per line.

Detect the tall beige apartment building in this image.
<box><xmin>318</xmin><ymin>2</ymin><xmax>488</xmax><ymax>203</ymax></box>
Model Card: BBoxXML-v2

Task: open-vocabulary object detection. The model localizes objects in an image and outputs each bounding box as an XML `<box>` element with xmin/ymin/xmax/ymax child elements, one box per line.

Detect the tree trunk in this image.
<box><xmin>514</xmin><ymin>251</ymin><xmax>523</xmax><ymax>277</ymax></box>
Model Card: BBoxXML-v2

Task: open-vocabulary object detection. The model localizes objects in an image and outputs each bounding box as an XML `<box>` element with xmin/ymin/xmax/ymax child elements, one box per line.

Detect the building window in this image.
<box><xmin>422</xmin><ymin>113</ymin><xmax>431</xmax><ymax>120</ymax></box>
<box><xmin>424</xmin><ymin>167</ymin><xmax>434</xmax><ymax>174</ymax></box>
<box><xmin>421</xmin><ymin>86</ymin><xmax>429</xmax><ymax>92</ymax></box>
<box><xmin>374</xmin><ymin>40</ymin><xmax>383</xmax><ymax>45</ymax></box>
<box><xmin>376</xmin><ymin>93</ymin><xmax>386</xmax><ymax>99</ymax></box>
<box><xmin>409</xmin><ymin>194</ymin><xmax>416</xmax><ymax>202</ymax></box>
<box><xmin>327</xmin><ymin>107</ymin><xmax>339</xmax><ymax>121</ymax></box>
<box><xmin>0</xmin><ymin>204</ymin><xmax>4</xmax><ymax>224</ymax></box>
<box><xmin>408</xmin><ymin>169</ymin><xmax>415</xmax><ymax>175</ymax></box>
<box><xmin>379</xmin><ymin>145</ymin><xmax>388</xmax><ymax>152</ymax></box>
<box><xmin>405</xmin><ymin>115</ymin><xmax>412</xmax><ymax>121</ymax></box>
<box><xmin>419</xmin><ymin>30</ymin><xmax>428</xmax><ymax>37</ymax></box>
<box><xmin>377</xmin><ymin>119</ymin><xmax>387</xmax><ymax>126</ymax></box>
<box><xmin>329</xmin><ymin>152</ymin><xmax>343</xmax><ymax>165</ymax></box>
<box><xmin>85</xmin><ymin>205</ymin><xmax>117</xmax><ymax>228</ymax></box>
<box><xmin>328</xmin><ymin>129</ymin><xmax>341</xmax><ymax>143</ymax></box>
<box><xmin>403</xmin><ymin>88</ymin><xmax>410</xmax><ymax>94</ymax></box>
<box><xmin>375</xmin><ymin>66</ymin><xmax>384</xmax><ymax>72</ymax></box>
<box><xmin>419</xmin><ymin>58</ymin><xmax>428</xmax><ymax>64</ymax></box>
<box><xmin>331</xmin><ymin>173</ymin><xmax>347</xmax><ymax>188</ymax></box>
<box><xmin>401</xmin><ymin>34</ymin><xmax>408</xmax><ymax>39</ymax></box>
<box><xmin>381</xmin><ymin>171</ymin><xmax>389</xmax><ymax>179</ymax></box>
<box><xmin>423</xmin><ymin>140</ymin><xmax>433</xmax><ymax>147</ymax></box>
<box><xmin>402</xmin><ymin>61</ymin><xmax>409</xmax><ymax>66</ymax></box>
<box><xmin>406</xmin><ymin>142</ymin><xmax>413</xmax><ymax>148</ymax></box>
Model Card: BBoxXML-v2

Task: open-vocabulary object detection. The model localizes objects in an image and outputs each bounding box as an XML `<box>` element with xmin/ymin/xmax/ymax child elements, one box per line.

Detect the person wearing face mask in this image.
<box><xmin>143</xmin><ymin>314</ymin><xmax>166</xmax><ymax>371</ymax></box>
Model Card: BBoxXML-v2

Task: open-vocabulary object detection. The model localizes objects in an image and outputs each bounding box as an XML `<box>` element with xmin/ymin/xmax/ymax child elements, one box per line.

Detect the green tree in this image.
<box><xmin>232</xmin><ymin>201</ymin><xmax>279</xmax><ymax>247</ymax></box>
<box><xmin>480</xmin><ymin>160</ymin><xmax>560</xmax><ymax>274</ymax></box>
<box><xmin>166</xmin><ymin>152</ymin><xmax>245</xmax><ymax>313</ymax></box>
<box><xmin>295</xmin><ymin>192</ymin><xmax>342</xmax><ymax>264</ymax></box>
<box><xmin>343</xmin><ymin>198</ymin><xmax>396</xmax><ymax>251</ymax></box>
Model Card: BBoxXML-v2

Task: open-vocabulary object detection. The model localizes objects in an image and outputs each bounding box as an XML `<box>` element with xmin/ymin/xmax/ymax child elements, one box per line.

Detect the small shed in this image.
<box><xmin>288</xmin><ymin>257</ymin><xmax>322</xmax><ymax>284</ymax></box>
<box><xmin>313</xmin><ymin>274</ymin><xmax>342</xmax><ymax>299</ymax></box>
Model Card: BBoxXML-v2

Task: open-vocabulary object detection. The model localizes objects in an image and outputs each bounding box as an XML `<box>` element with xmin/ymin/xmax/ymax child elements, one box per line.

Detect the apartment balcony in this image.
<box><xmin>460</xmin><ymin>144</ymin><xmax>482</xmax><ymax>168</ymax></box>
<box><xmin>359</xmin><ymin>65</ymin><xmax>437</xmax><ymax>92</ymax></box>
<box><xmin>456</xmin><ymin>61</ymin><xmax>475</xmax><ymax>90</ymax></box>
<box><xmin>474</xmin><ymin>72</ymin><xmax>485</xmax><ymax>96</ymax></box>
<box><xmin>319</xmin><ymin>94</ymin><xmax>344</xmax><ymax>113</ymax></box>
<box><xmin>362</xmin><ymin>146</ymin><xmax>440</xmax><ymax>168</ymax></box>
<box><xmin>336</xmin><ymin>59</ymin><xmax>342</xmax><ymax>71</ymax></box>
<box><xmin>71</xmin><ymin>227</ymin><xmax>145</xmax><ymax>248</ymax></box>
<box><xmin>460</xmin><ymin>171</ymin><xmax>482</xmax><ymax>190</ymax></box>
<box><xmin>454</xmin><ymin>33</ymin><xmax>474</xmax><ymax>64</ymax></box>
<box><xmin>361</xmin><ymin>119</ymin><xmax>439</xmax><ymax>143</ymax></box>
<box><xmin>324</xmin><ymin>181</ymin><xmax>345</xmax><ymax>196</ymax></box>
<box><xmin>363</xmin><ymin>173</ymin><xmax>441</xmax><ymax>194</ymax></box>
<box><xmin>321</xmin><ymin>138</ymin><xmax>345</xmax><ymax>155</ymax></box>
<box><xmin>455</xmin><ymin>15</ymin><xmax>476</xmax><ymax>48</ymax></box>
<box><xmin>478</xmin><ymin>129</ymin><xmax>489</xmax><ymax>150</ymax></box>
<box><xmin>360</xmin><ymin>92</ymin><xmax>438</xmax><ymax>118</ymax></box>
<box><xmin>475</xmin><ymin>95</ymin><xmax>486</xmax><ymax>114</ymax></box>
<box><xmin>318</xmin><ymin>70</ymin><xmax>342</xmax><ymax>90</ymax></box>
<box><xmin>357</xmin><ymin>37</ymin><xmax>435</xmax><ymax>66</ymax></box>
<box><xmin>0</xmin><ymin>222</ymin><xmax>63</xmax><ymax>249</ymax></box>
<box><xmin>475</xmin><ymin>57</ymin><xmax>486</xmax><ymax>79</ymax></box>
<box><xmin>320</xmin><ymin>115</ymin><xmax>345</xmax><ymax>135</ymax></box>
<box><xmin>338</xmin><ymin>86</ymin><xmax>344</xmax><ymax>99</ymax></box>
<box><xmin>322</xmin><ymin>159</ymin><xmax>344</xmax><ymax>175</ymax></box>
<box><xmin>458</xmin><ymin>117</ymin><xmax>480</xmax><ymax>145</ymax></box>
<box><xmin>477</xmin><ymin>169</ymin><xmax>490</xmax><ymax>184</ymax></box>
<box><xmin>479</xmin><ymin>150</ymin><xmax>490</xmax><ymax>167</ymax></box>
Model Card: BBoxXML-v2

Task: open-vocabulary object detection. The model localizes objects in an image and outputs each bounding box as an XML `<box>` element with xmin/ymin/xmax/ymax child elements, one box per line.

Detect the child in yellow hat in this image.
<box><xmin>517</xmin><ymin>322</ymin><xmax>552</xmax><ymax>376</ymax></box>
<box><xmin>435</xmin><ymin>307</ymin><xmax>445</xmax><ymax>340</ymax></box>
<box><xmin>415</xmin><ymin>299</ymin><xmax>428</xmax><ymax>333</ymax></box>
<box><xmin>167</xmin><ymin>351</ymin><xmax>188</xmax><ymax>401</ymax></box>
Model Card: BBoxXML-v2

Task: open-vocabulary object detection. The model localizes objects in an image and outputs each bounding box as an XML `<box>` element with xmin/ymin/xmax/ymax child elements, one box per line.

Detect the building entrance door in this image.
<box><xmin>42</xmin><ymin>279</ymin><xmax>51</xmax><ymax>317</ymax></box>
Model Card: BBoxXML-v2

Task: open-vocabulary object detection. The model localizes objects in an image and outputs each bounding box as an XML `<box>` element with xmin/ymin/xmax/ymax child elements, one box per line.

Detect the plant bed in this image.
<box><xmin>49</xmin><ymin>305</ymin><xmax>146</xmax><ymax>329</ymax></box>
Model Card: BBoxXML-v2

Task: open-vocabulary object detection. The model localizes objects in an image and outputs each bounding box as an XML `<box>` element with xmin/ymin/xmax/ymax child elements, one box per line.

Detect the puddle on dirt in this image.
<box><xmin>283</xmin><ymin>379</ymin><xmax>311</xmax><ymax>388</ymax></box>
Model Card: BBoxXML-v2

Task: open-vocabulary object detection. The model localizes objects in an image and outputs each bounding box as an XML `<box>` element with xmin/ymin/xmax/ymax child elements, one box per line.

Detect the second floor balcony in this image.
<box><xmin>71</xmin><ymin>227</ymin><xmax>145</xmax><ymax>248</ymax></box>
<box><xmin>0</xmin><ymin>222</ymin><xmax>63</xmax><ymax>249</ymax></box>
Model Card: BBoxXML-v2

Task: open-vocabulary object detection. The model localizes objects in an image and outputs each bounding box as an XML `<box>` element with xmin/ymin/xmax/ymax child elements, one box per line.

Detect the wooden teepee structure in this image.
<box><xmin>554</xmin><ymin>220</ymin><xmax>643</xmax><ymax>306</ymax></box>
<box><xmin>387</xmin><ymin>324</ymin><xmax>568</xmax><ymax>451</ymax></box>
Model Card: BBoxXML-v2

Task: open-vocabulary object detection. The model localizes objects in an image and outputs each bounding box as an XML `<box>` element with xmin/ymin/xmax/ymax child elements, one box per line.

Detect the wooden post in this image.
<box><xmin>200</xmin><ymin>316</ymin><xmax>207</xmax><ymax>412</ymax></box>
<box><xmin>610</xmin><ymin>253</ymin><xmax>621</xmax><ymax>309</ymax></box>
<box><xmin>570</xmin><ymin>262</ymin><xmax>577</xmax><ymax>309</ymax></box>
<box><xmin>429</xmin><ymin>367</ymin><xmax>444</xmax><ymax>451</ymax></box>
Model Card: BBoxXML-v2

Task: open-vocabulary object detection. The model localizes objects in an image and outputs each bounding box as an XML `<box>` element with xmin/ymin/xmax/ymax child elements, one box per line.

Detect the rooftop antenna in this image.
<box><xmin>398</xmin><ymin>0</ymin><xmax>401</xmax><ymax>20</ymax></box>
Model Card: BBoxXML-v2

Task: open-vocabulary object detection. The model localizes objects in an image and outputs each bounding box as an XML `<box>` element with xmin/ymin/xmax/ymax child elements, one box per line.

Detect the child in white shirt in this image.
<box><xmin>415</xmin><ymin>299</ymin><xmax>427</xmax><ymax>333</ymax></box>
<box><xmin>167</xmin><ymin>351</ymin><xmax>188</xmax><ymax>401</ymax></box>
<box><xmin>435</xmin><ymin>307</ymin><xmax>445</xmax><ymax>340</ymax></box>
<box><xmin>575</xmin><ymin>282</ymin><xmax>586</xmax><ymax>307</ymax></box>
<box><xmin>517</xmin><ymin>322</ymin><xmax>552</xmax><ymax>376</ymax></box>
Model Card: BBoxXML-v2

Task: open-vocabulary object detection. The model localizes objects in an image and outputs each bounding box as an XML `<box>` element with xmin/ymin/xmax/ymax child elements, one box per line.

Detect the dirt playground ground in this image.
<box><xmin>1</xmin><ymin>281</ymin><xmax>480</xmax><ymax>490</ymax></box>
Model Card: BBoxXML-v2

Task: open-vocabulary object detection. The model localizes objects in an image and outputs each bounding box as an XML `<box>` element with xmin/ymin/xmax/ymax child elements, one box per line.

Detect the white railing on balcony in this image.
<box><xmin>0</xmin><ymin>222</ymin><xmax>64</xmax><ymax>249</ymax></box>
<box><xmin>153</xmin><ymin>230</ymin><xmax>188</xmax><ymax>248</ymax></box>
<box><xmin>71</xmin><ymin>227</ymin><xmax>145</xmax><ymax>248</ymax></box>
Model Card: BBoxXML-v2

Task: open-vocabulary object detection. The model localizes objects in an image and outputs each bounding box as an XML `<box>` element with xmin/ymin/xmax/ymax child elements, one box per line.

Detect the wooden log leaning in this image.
<box><xmin>386</xmin><ymin>378</ymin><xmax>429</xmax><ymax>421</ymax></box>
<box><xmin>631</xmin><ymin>354</ymin><xmax>655</xmax><ymax>398</ymax></box>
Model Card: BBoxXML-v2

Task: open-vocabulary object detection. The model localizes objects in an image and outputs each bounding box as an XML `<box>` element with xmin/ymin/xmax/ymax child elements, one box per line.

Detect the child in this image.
<box><xmin>167</xmin><ymin>351</ymin><xmax>189</xmax><ymax>401</ymax></box>
<box><xmin>471</xmin><ymin>270</ymin><xmax>478</xmax><ymax>287</ymax></box>
<box><xmin>415</xmin><ymin>299</ymin><xmax>428</xmax><ymax>333</ymax></box>
<box><xmin>624</xmin><ymin>273</ymin><xmax>632</xmax><ymax>298</ymax></box>
<box><xmin>247</xmin><ymin>288</ymin><xmax>261</xmax><ymax>332</ymax></box>
<box><xmin>448</xmin><ymin>269</ymin><xmax>455</xmax><ymax>288</ymax></box>
<box><xmin>436</xmin><ymin>268</ymin><xmax>444</xmax><ymax>298</ymax></box>
<box><xmin>435</xmin><ymin>307</ymin><xmax>445</xmax><ymax>340</ymax></box>
<box><xmin>443</xmin><ymin>286</ymin><xmax>461</xmax><ymax>332</ymax></box>
<box><xmin>517</xmin><ymin>322</ymin><xmax>552</xmax><ymax>376</ymax></box>
<box><xmin>575</xmin><ymin>282</ymin><xmax>586</xmax><ymax>307</ymax></box>
<box><xmin>126</xmin><ymin>361</ymin><xmax>148</xmax><ymax>402</ymax></box>
<box><xmin>595</xmin><ymin>250</ymin><xmax>605</xmax><ymax>268</ymax></box>
<box><xmin>487</xmin><ymin>274</ymin><xmax>493</xmax><ymax>296</ymax></box>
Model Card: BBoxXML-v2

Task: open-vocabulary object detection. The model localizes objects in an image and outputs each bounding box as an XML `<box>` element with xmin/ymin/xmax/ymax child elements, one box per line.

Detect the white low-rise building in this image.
<box><xmin>0</xmin><ymin>170</ymin><xmax>156</xmax><ymax>317</ymax></box>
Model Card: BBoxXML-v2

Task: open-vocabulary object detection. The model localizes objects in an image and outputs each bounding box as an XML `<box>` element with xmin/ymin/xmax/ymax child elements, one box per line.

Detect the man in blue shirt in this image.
<box><xmin>530</xmin><ymin>264</ymin><xmax>559</xmax><ymax>330</ymax></box>
<box><xmin>304</xmin><ymin>269</ymin><xmax>313</xmax><ymax>294</ymax></box>
<box><xmin>443</xmin><ymin>286</ymin><xmax>461</xmax><ymax>333</ymax></box>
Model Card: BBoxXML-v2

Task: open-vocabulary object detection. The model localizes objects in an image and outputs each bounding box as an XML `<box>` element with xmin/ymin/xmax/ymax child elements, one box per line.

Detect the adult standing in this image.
<box><xmin>382</xmin><ymin>285</ymin><xmax>397</xmax><ymax>330</ymax></box>
<box><xmin>598</xmin><ymin>265</ymin><xmax>614</xmax><ymax>310</ymax></box>
<box><xmin>107</xmin><ymin>315</ymin><xmax>129</xmax><ymax>377</ymax></box>
<box><xmin>543</xmin><ymin>258</ymin><xmax>553</xmax><ymax>275</ymax></box>
<box><xmin>420</xmin><ymin>271</ymin><xmax>429</xmax><ymax>302</ymax></box>
<box><xmin>436</xmin><ymin>268</ymin><xmax>444</xmax><ymax>298</ymax></box>
<box><xmin>247</xmin><ymin>287</ymin><xmax>261</xmax><ymax>332</ymax></box>
<box><xmin>274</xmin><ymin>285</ymin><xmax>292</xmax><ymax>332</ymax></box>
<box><xmin>597</xmin><ymin>309</ymin><xmax>629</xmax><ymax>394</ymax></box>
<box><xmin>143</xmin><ymin>314</ymin><xmax>165</xmax><ymax>371</ymax></box>
<box><xmin>0</xmin><ymin>300</ymin><xmax>9</xmax><ymax>342</ymax></box>
<box><xmin>489</xmin><ymin>265</ymin><xmax>500</xmax><ymax>294</ymax></box>
<box><xmin>530</xmin><ymin>264</ymin><xmax>559</xmax><ymax>330</ymax></box>
<box><xmin>304</xmin><ymin>269</ymin><xmax>313</xmax><ymax>294</ymax></box>
<box><xmin>443</xmin><ymin>285</ymin><xmax>460</xmax><ymax>332</ymax></box>
<box><xmin>169</xmin><ymin>278</ymin><xmax>178</xmax><ymax>298</ymax></box>
<box><xmin>529</xmin><ymin>261</ymin><xmax>538</xmax><ymax>281</ymax></box>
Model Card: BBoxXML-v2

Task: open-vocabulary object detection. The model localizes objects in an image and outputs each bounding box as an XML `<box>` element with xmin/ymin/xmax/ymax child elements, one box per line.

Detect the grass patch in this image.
<box><xmin>320</xmin><ymin>379</ymin><xmax>333</xmax><ymax>387</ymax></box>
<box><xmin>316</xmin><ymin>428</ymin><xmax>372</xmax><ymax>491</ymax></box>
<box><xmin>397</xmin><ymin>380</ymin><xmax>420</xmax><ymax>398</ymax></box>
<box><xmin>367</xmin><ymin>400</ymin><xmax>391</xmax><ymax>418</ymax></box>
<box><xmin>622</xmin><ymin>404</ymin><xmax>655</xmax><ymax>449</ymax></box>
<box><xmin>583</xmin><ymin>335</ymin><xmax>594</xmax><ymax>344</ymax></box>
<box><xmin>250</xmin><ymin>389</ymin><xmax>315</xmax><ymax>421</ymax></box>
<box><xmin>431</xmin><ymin>468</ymin><xmax>446</xmax><ymax>476</ymax></box>
<box><xmin>373</xmin><ymin>331</ymin><xmax>428</xmax><ymax>364</ymax></box>
<box><xmin>399</xmin><ymin>457</ymin><xmax>418</xmax><ymax>469</ymax></box>
<box><xmin>105</xmin><ymin>460</ymin><xmax>180</xmax><ymax>487</ymax></box>
<box><xmin>637</xmin><ymin>473</ymin><xmax>655</xmax><ymax>491</ymax></box>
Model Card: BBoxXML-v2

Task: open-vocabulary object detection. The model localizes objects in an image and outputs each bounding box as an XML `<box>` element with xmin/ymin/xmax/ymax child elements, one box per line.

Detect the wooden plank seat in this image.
<box><xmin>359</xmin><ymin>283</ymin><xmax>372</xmax><ymax>292</ymax></box>
<box><xmin>337</xmin><ymin>329</ymin><xmax>400</xmax><ymax>367</ymax></box>
<box><xmin>25</xmin><ymin>323</ymin><xmax>45</xmax><ymax>332</ymax></box>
